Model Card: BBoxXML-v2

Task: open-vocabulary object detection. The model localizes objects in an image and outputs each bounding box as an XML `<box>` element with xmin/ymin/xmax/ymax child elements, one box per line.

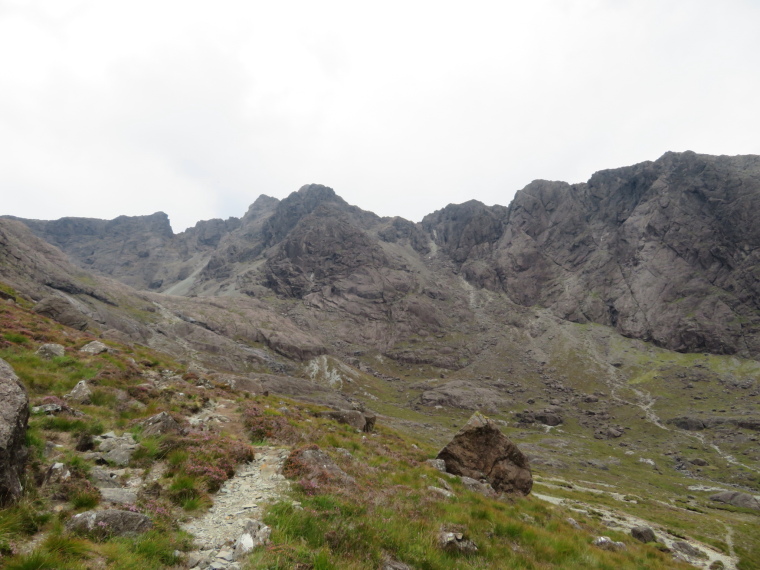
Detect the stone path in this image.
<box><xmin>180</xmin><ymin>446</ymin><xmax>290</xmax><ymax>569</ymax></box>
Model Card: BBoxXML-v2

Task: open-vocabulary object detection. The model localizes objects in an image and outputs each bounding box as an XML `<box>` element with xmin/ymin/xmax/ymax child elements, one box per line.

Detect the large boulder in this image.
<box><xmin>32</xmin><ymin>296</ymin><xmax>88</xmax><ymax>331</ymax></box>
<box><xmin>0</xmin><ymin>358</ymin><xmax>29</xmax><ymax>505</ymax></box>
<box><xmin>436</xmin><ymin>412</ymin><xmax>532</xmax><ymax>495</ymax></box>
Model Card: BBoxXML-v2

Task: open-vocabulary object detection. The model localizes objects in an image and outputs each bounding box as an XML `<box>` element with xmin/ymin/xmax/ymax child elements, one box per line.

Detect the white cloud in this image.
<box><xmin>1</xmin><ymin>0</ymin><xmax>759</xmax><ymax>231</ymax></box>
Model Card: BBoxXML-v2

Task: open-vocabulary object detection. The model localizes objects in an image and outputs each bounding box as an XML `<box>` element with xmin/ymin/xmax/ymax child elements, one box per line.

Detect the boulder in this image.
<box><xmin>0</xmin><ymin>358</ymin><xmax>29</xmax><ymax>505</ymax></box>
<box><xmin>33</xmin><ymin>296</ymin><xmax>88</xmax><ymax>331</ymax></box>
<box><xmin>631</xmin><ymin>526</ymin><xmax>657</xmax><ymax>543</ymax></box>
<box><xmin>534</xmin><ymin>410</ymin><xmax>563</xmax><ymax>426</ymax></box>
<box><xmin>65</xmin><ymin>380</ymin><xmax>92</xmax><ymax>405</ymax></box>
<box><xmin>66</xmin><ymin>509</ymin><xmax>152</xmax><ymax>537</ymax></box>
<box><xmin>80</xmin><ymin>341</ymin><xmax>108</xmax><ymax>355</ymax></box>
<box><xmin>319</xmin><ymin>409</ymin><xmax>375</xmax><ymax>432</ymax></box>
<box><xmin>36</xmin><ymin>343</ymin><xmax>65</xmax><ymax>359</ymax></box>
<box><xmin>436</xmin><ymin>412</ymin><xmax>532</xmax><ymax>496</ymax></box>
<box><xmin>233</xmin><ymin>519</ymin><xmax>271</xmax><ymax>559</ymax></box>
<box><xmin>140</xmin><ymin>412</ymin><xmax>182</xmax><ymax>437</ymax></box>
<box><xmin>709</xmin><ymin>491</ymin><xmax>760</xmax><ymax>511</ymax></box>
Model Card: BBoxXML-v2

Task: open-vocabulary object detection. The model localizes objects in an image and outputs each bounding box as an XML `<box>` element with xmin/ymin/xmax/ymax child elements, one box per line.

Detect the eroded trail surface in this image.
<box><xmin>181</xmin><ymin>447</ymin><xmax>290</xmax><ymax>570</ymax></box>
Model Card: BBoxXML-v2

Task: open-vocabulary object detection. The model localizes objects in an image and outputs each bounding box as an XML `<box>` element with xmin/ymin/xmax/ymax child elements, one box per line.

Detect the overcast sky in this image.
<box><xmin>1</xmin><ymin>0</ymin><xmax>759</xmax><ymax>232</ymax></box>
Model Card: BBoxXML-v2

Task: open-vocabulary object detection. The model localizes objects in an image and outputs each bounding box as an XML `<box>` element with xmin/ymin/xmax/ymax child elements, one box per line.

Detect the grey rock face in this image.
<box><xmin>0</xmin><ymin>358</ymin><xmax>29</xmax><ymax>505</ymax></box>
<box><xmin>66</xmin><ymin>509</ymin><xmax>152</xmax><ymax>537</ymax></box>
<box><xmin>437</xmin><ymin>412</ymin><xmax>532</xmax><ymax>496</ymax></box>
<box><xmin>423</xmin><ymin>152</ymin><xmax>760</xmax><ymax>357</ymax></box>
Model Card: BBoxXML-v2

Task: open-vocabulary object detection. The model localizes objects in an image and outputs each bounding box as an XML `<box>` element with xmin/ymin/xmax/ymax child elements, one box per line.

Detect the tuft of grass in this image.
<box><xmin>3</xmin><ymin>332</ymin><xmax>29</xmax><ymax>344</ymax></box>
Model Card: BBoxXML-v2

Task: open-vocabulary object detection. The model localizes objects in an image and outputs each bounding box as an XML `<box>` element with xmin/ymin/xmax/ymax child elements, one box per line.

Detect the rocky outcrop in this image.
<box><xmin>709</xmin><ymin>491</ymin><xmax>760</xmax><ymax>510</ymax></box>
<box><xmin>0</xmin><ymin>358</ymin><xmax>29</xmax><ymax>505</ymax></box>
<box><xmin>436</xmin><ymin>412</ymin><xmax>532</xmax><ymax>496</ymax></box>
<box><xmin>418</xmin><ymin>380</ymin><xmax>507</xmax><ymax>412</ymax></box>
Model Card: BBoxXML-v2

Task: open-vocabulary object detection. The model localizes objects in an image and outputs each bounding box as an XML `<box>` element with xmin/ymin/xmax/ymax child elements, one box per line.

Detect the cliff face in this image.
<box><xmin>423</xmin><ymin>152</ymin><xmax>760</xmax><ymax>355</ymax></box>
<box><xmin>8</xmin><ymin>151</ymin><xmax>760</xmax><ymax>358</ymax></box>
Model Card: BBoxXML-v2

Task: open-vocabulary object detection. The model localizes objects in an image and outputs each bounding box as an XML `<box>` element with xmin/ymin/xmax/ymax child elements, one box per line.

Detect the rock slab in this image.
<box><xmin>66</xmin><ymin>509</ymin><xmax>152</xmax><ymax>537</ymax></box>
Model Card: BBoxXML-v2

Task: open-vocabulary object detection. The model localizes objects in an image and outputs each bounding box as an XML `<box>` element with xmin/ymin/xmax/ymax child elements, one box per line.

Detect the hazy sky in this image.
<box><xmin>1</xmin><ymin>0</ymin><xmax>759</xmax><ymax>232</ymax></box>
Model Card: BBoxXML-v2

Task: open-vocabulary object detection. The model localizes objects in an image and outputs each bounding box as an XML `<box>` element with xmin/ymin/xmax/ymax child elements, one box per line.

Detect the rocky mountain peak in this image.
<box><xmin>262</xmin><ymin>184</ymin><xmax>349</xmax><ymax>247</ymax></box>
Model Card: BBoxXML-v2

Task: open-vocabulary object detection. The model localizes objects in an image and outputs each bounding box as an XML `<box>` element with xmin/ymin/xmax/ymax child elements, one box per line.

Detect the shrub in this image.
<box><xmin>242</xmin><ymin>403</ymin><xmax>293</xmax><ymax>443</ymax></box>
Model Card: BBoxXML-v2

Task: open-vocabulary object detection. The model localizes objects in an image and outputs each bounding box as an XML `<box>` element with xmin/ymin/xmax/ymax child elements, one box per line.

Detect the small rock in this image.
<box><xmin>438</xmin><ymin>531</ymin><xmax>478</xmax><ymax>553</ymax></box>
<box><xmin>690</xmin><ymin>458</ymin><xmax>709</xmax><ymax>466</ymax></box>
<box><xmin>426</xmin><ymin>459</ymin><xmax>446</xmax><ymax>473</ymax></box>
<box><xmin>592</xmin><ymin>536</ymin><xmax>626</xmax><ymax>551</ymax></box>
<box><xmin>36</xmin><ymin>343</ymin><xmax>65</xmax><ymax>359</ymax></box>
<box><xmin>233</xmin><ymin>519</ymin><xmax>271</xmax><ymax>558</ymax></box>
<box><xmin>43</xmin><ymin>462</ymin><xmax>71</xmax><ymax>485</ymax></box>
<box><xmin>428</xmin><ymin>486</ymin><xmax>456</xmax><ymax>499</ymax></box>
<box><xmin>80</xmin><ymin>341</ymin><xmax>109</xmax><ymax>355</ymax></box>
<box><xmin>460</xmin><ymin>476</ymin><xmax>497</xmax><ymax>498</ymax></box>
<box><xmin>216</xmin><ymin>548</ymin><xmax>235</xmax><ymax>561</ymax></box>
<box><xmin>140</xmin><ymin>411</ymin><xmax>182</xmax><ymax>437</ymax></box>
<box><xmin>31</xmin><ymin>403</ymin><xmax>64</xmax><ymax>415</ymax></box>
<box><xmin>566</xmin><ymin>517</ymin><xmax>582</xmax><ymax>530</ymax></box>
<box><xmin>65</xmin><ymin>380</ymin><xmax>92</xmax><ymax>405</ymax></box>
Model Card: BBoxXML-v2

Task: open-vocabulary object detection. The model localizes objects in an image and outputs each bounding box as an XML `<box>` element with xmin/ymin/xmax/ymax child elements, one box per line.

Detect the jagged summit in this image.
<box><xmin>6</xmin><ymin>150</ymin><xmax>760</xmax><ymax>357</ymax></box>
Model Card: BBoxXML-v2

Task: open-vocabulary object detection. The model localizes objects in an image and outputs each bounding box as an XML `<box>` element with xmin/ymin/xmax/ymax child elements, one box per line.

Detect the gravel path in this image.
<box><xmin>180</xmin><ymin>446</ymin><xmax>290</xmax><ymax>569</ymax></box>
